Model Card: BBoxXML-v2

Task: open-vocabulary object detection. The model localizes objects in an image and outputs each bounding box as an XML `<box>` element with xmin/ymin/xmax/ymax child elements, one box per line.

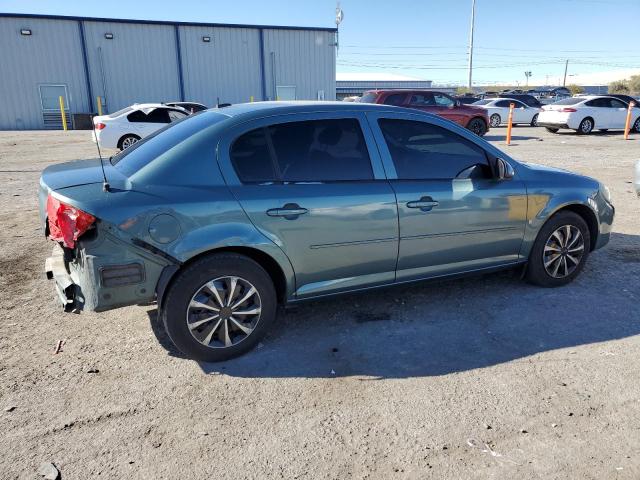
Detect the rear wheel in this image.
<box><xmin>633</xmin><ymin>117</ymin><xmax>640</xmax><ymax>133</ymax></box>
<box><xmin>545</xmin><ymin>127</ymin><xmax>559</xmax><ymax>133</ymax></box>
<box><xmin>161</xmin><ymin>253</ymin><xmax>277</xmax><ymax>362</ymax></box>
<box><xmin>530</xmin><ymin>113</ymin><xmax>539</xmax><ymax>127</ymax></box>
<box><xmin>467</xmin><ymin>118</ymin><xmax>487</xmax><ymax>136</ymax></box>
<box><xmin>526</xmin><ymin>211</ymin><xmax>590</xmax><ymax>287</ymax></box>
<box><xmin>490</xmin><ymin>114</ymin><xmax>501</xmax><ymax>128</ymax></box>
<box><xmin>577</xmin><ymin>117</ymin><xmax>594</xmax><ymax>134</ymax></box>
<box><xmin>118</xmin><ymin>134</ymin><xmax>140</xmax><ymax>150</ymax></box>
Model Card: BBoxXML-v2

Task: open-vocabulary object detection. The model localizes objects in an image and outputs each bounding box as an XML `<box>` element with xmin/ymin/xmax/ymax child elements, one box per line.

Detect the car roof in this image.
<box><xmin>213</xmin><ymin>100</ymin><xmax>438</xmax><ymax>120</ymax></box>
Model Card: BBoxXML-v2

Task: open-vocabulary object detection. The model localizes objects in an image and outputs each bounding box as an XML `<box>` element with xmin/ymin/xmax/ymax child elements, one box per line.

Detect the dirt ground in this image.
<box><xmin>1</xmin><ymin>126</ymin><xmax>639</xmax><ymax>479</ymax></box>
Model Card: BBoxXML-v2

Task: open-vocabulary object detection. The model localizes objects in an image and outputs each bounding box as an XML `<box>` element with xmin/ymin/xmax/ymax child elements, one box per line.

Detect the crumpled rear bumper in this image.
<box><xmin>44</xmin><ymin>227</ymin><xmax>173</xmax><ymax>312</ymax></box>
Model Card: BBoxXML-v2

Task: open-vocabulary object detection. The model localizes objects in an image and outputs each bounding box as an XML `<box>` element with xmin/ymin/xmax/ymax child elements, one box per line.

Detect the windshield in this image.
<box><xmin>107</xmin><ymin>107</ymin><xmax>134</xmax><ymax>118</ymax></box>
<box><xmin>473</xmin><ymin>100</ymin><xmax>491</xmax><ymax>105</ymax></box>
<box><xmin>111</xmin><ymin>111</ymin><xmax>228</xmax><ymax>176</ymax></box>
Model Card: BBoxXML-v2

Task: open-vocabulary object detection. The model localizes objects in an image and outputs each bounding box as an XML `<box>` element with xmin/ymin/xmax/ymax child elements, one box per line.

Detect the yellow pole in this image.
<box><xmin>624</xmin><ymin>101</ymin><xmax>635</xmax><ymax>140</ymax></box>
<box><xmin>506</xmin><ymin>102</ymin><xmax>514</xmax><ymax>145</ymax></box>
<box><xmin>96</xmin><ymin>96</ymin><xmax>103</xmax><ymax>116</ymax></box>
<box><xmin>59</xmin><ymin>96</ymin><xmax>68</xmax><ymax>131</ymax></box>
<box><xmin>250</xmin><ymin>95</ymin><xmax>254</xmax><ymax>103</ymax></box>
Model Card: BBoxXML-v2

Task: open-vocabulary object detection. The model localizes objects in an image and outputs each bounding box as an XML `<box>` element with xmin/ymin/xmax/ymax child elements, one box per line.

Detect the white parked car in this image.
<box><xmin>93</xmin><ymin>103</ymin><xmax>189</xmax><ymax>150</ymax></box>
<box><xmin>472</xmin><ymin>98</ymin><xmax>541</xmax><ymax>127</ymax></box>
<box><xmin>537</xmin><ymin>96</ymin><xmax>640</xmax><ymax>134</ymax></box>
<box><xmin>635</xmin><ymin>160</ymin><xmax>640</xmax><ymax>197</ymax></box>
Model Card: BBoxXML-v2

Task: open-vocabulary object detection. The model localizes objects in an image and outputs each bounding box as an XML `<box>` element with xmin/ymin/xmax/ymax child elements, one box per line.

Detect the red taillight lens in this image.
<box><xmin>95</xmin><ymin>122</ymin><xmax>106</xmax><ymax>130</ymax></box>
<box><xmin>46</xmin><ymin>195</ymin><xmax>96</xmax><ymax>248</ymax></box>
<box><xmin>560</xmin><ymin>108</ymin><xmax>577</xmax><ymax>112</ymax></box>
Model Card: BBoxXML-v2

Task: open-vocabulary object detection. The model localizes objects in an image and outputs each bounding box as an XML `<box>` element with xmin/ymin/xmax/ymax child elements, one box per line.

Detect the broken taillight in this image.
<box><xmin>46</xmin><ymin>195</ymin><xmax>96</xmax><ymax>248</ymax></box>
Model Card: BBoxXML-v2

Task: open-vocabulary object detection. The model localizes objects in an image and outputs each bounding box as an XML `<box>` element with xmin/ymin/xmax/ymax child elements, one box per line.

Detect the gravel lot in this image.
<box><xmin>1</xmin><ymin>126</ymin><xmax>639</xmax><ymax>479</ymax></box>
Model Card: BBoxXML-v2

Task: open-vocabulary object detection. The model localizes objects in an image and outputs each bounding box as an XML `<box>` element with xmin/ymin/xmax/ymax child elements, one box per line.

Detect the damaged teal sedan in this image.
<box><xmin>40</xmin><ymin>102</ymin><xmax>615</xmax><ymax>361</ymax></box>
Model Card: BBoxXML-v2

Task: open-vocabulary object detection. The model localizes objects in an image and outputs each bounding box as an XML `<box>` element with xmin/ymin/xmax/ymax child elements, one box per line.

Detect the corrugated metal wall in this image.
<box><xmin>178</xmin><ymin>26</ymin><xmax>262</xmax><ymax>105</ymax></box>
<box><xmin>83</xmin><ymin>21</ymin><xmax>181</xmax><ymax>112</ymax></box>
<box><xmin>262</xmin><ymin>29</ymin><xmax>336</xmax><ymax>101</ymax></box>
<box><xmin>0</xmin><ymin>17</ymin><xmax>90</xmax><ymax>129</ymax></box>
<box><xmin>0</xmin><ymin>15</ymin><xmax>337</xmax><ymax>130</ymax></box>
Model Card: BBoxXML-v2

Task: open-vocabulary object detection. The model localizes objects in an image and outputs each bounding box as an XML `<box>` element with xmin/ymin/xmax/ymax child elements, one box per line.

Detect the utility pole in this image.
<box><xmin>563</xmin><ymin>59</ymin><xmax>569</xmax><ymax>86</ymax></box>
<box><xmin>467</xmin><ymin>0</ymin><xmax>476</xmax><ymax>90</ymax></box>
<box><xmin>524</xmin><ymin>71</ymin><xmax>532</xmax><ymax>87</ymax></box>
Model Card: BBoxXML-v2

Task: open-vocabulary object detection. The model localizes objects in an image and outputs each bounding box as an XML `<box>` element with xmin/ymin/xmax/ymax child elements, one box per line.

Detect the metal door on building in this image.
<box><xmin>39</xmin><ymin>84</ymin><xmax>71</xmax><ymax>129</ymax></box>
<box><xmin>276</xmin><ymin>85</ymin><xmax>296</xmax><ymax>101</ymax></box>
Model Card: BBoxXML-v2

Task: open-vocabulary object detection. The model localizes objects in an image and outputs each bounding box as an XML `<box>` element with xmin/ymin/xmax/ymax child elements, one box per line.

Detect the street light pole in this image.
<box><xmin>467</xmin><ymin>0</ymin><xmax>476</xmax><ymax>90</ymax></box>
<box><xmin>563</xmin><ymin>59</ymin><xmax>569</xmax><ymax>86</ymax></box>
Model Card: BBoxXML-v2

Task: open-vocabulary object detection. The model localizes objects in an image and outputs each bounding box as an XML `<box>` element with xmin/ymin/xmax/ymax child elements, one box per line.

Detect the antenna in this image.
<box><xmin>91</xmin><ymin>115</ymin><xmax>110</xmax><ymax>192</ymax></box>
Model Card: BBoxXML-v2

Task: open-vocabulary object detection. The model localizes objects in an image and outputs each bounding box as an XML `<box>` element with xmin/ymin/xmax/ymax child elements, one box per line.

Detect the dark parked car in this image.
<box><xmin>359</xmin><ymin>90</ymin><xmax>490</xmax><ymax>136</ymax></box>
<box><xmin>498</xmin><ymin>94</ymin><xmax>543</xmax><ymax>108</ymax></box>
<box><xmin>603</xmin><ymin>94</ymin><xmax>637</xmax><ymax>106</ymax></box>
<box><xmin>456</xmin><ymin>95</ymin><xmax>481</xmax><ymax>105</ymax></box>
<box><xmin>165</xmin><ymin>101</ymin><xmax>208</xmax><ymax>113</ymax></box>
<box><xmin>41</xmin><ymin>102</ymin><xmax>614</xmax><ymax>361</ymax></box>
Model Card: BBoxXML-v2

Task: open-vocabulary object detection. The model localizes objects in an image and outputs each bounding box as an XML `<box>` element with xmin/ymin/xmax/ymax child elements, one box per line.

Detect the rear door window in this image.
<box><xmin>378</xmin><ymin>119</ymin><xmax>491</xmax><ymax>180</ymax></box>
<box><xmin>230</xmin><ymin>119</ymin><xmax>374</xmax><ymax>183</ymax></box>
<box><xmin>145</xmin><ymin>108</ymin><xmax>171</xmax><ymax>123</ymax></box>
<box><xmin>409</xmin><ymin>93</ymin><xmax>435</xmax><ymax>106</ymax></box>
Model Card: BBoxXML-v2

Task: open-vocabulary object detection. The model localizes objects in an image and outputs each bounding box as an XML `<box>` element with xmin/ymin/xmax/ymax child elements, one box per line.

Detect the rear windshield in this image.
<box><xmin>551</xmin><ymin>98</ymin><xmax>583</xmax><ymax>105</ymax></box>
<box><xmin>110</xmin><ymin>111</ymin><xmax>227</xmax><ymax>176</ymax></box>
<box><xmin>357</xmin><ymin>92</ymin><xmax>378</xmax><ymax>103</ymax></box>
<box><xmin>107</xmin><ymin>107</ymin><xmax>134</xmax><ymax>118</ymax></box>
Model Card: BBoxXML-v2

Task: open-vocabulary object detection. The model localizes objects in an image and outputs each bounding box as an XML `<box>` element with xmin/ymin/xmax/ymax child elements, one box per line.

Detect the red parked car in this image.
<box><xmin>358</xmin><ymin>90</ymin><xmax>490</xmax><ymax>136</ymax></box>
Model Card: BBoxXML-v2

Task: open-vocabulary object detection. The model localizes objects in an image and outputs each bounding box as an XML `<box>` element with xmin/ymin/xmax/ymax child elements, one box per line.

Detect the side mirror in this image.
<box><xmin>495</xmin><ymin>158</ymin><xmax>515</xmax><ymax>180</ymax></box>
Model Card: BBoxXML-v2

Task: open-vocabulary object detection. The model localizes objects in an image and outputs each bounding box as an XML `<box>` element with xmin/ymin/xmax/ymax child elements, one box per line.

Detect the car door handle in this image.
<box><xmin>266</xmin><ymin>204</ymin><xmax>308</xmax><ymax>219</ymax></box>
<box><xmin>406</xmin><ymin>197</ymin><xmax>439</xmax><ymax>211</ymax></box>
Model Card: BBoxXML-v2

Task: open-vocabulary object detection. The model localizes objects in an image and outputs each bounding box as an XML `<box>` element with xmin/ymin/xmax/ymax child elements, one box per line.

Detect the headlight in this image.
<box><xmin>600</xmin><ymin>183</ymin><xmax>612</xmax><ymax>205</ymax></box>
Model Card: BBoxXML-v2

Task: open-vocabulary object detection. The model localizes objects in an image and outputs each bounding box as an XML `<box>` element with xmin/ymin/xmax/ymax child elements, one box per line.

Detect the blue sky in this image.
<box><xmin>2</xmin><ymin>0</ymin><xmax>639</xmax><ymax>85</ymax></box>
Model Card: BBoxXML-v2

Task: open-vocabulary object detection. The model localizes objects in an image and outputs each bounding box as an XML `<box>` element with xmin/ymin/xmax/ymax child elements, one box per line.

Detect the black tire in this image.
<box><xmin>467</xmin><ymin>117</ymin><xmax>487</xmax><ymax>136</ymax></box>
<box><xmin>577</xmin><ymin>117</ymin><xmax>594</xmax><ymax>135</ymax></box>
<box><xmin>489</xmin><ymin>113</ymin><xmax>501</xmax><ymax>128</ymax></box>
<box><xmin>118</xmin><ymin>134</ymin><xmax>141</xmax><ymax>150</ymax></box>
<box><xmin>633</xmin><ymin>117</ymin><xmax>640</xmax><ymax>133</ymax></box>
<box><xmin>161</xmin><ymin>253</ymin><xmax>277</xmax><ymax>362</ymax></box>
<box><xmin>598</xmin><ymin>129</ymin><xmax>609</xmax><ymax>132</ymax></box>
<box><xmin>530</xmin><ymin>113</ymin><xmax>539</xmax><ymax>127</ymax></box>
<box><xmin>526</xmin><ymin>211</ymin><xmax>591</xmax><ymax>287</ymax></box>
<box><xmin>545</xmin><ymin>127</ymin><xmax>559</xmax><ymax>133</ymax></box>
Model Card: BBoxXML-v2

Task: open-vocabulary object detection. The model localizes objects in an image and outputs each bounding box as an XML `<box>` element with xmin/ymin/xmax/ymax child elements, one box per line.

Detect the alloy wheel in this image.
<box><xmin>490</xmin><ymin>114</ymin><xmax>501</xmax><ymax>128</ymax></box>
<box><xmin>122</xmin><ymin>136</ymin><xmax>138</xmax><ymax>149</ymax></box>
<box><xmin>580</xmin><ymin>119</ymin><xmax>593</xmax><ymax>134</ymax></box>
<box><xmin>543</xmin><ymin>225</ymin><xmax>585</xmax><ymax>279</ymax></box>
<box><xmin>186</xmin><ymin>276</ymin><xmax>262</xmax><ymax>349</ymax></box>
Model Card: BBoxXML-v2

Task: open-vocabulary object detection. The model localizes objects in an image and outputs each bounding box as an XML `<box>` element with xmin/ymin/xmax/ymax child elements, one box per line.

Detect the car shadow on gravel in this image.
<box><xmin>148</xmin><ymin>232</ymin><xmax>640</xmax><ymax>379</ymax></box>
<box><xmin>483</xmin><ymin>134</ymin><xmax>539</xmax><ymax>142</ymax></box>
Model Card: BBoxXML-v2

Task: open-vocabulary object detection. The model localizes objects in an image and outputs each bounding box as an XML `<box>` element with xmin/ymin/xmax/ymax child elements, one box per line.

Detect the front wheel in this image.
<box><xmin>489</xmin><ymin>114</ymin><xmax>501</xmax><ymax>128</ymax></box>
<box><xmin>526</xmin><ymin>211</ymin><xmax>590</xmax><ymax>287</ymax></box>
<box><xmin>530</xmin><ymin>113</ymin><xmax>539</xmax><ymax>127</ymax></box>
<box><xmin>633</xmin><ymin>117</ymin><xmax>640</xmax><ymax>133</ymax></box>
<box><xmin>161</xmin><ymin>253</ymin><xmax>277</xmax><ymax>362</ymax></box>
<box><xmin>467</xmin><ymin>118</ymin><xmax>487</xmax><ymax>136</ymax></box>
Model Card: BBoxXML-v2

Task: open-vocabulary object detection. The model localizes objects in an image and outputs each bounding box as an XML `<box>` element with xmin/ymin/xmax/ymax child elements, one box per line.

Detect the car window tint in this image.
<box><xmin>145</xmin><ymin>108</ymin><xmax>171</xmax><ymax>123</ymax></box>
<box><xmin>168</xmin><ymin>110</ymin><xmax>187</xmax><ymax>122</ymax></box>
<box><xmin>434</xmin><ymin>93</ymin><xmax>454</xmax><ymax>107</ymax></box>
<box><xmin>267</xmin><ymin>119</ymin><xmax>373</xmax><ymax>182</ymax></box>
<box><xmin>495</xmin><ymin>100</ymin><xmax>511</xmax><ymax>108</ymax></box>
<box><xmin>382</xmin><ymin>94</ymin><xmax>406</xmax><ymax>106</ymax></box>
<box><xmin>127</xmin><ymin>110</ymin><xmax>147</xmax><ymax>123</ymax></box>
<box><xmin>230</xmin><ymin>128</ymin><xmax>276</xmax><ymax>183</ymax></box>
<box><xmin>409</xmin><ymin>93</ymin><xmax>435</xmax><ymax>106</ymax></box>
<box><xmin>609</xmin><ymin>99</ymin><xmax>626</xmax><ymax>108</ymax></box>
<box><xmin>378</xmin><ymin>119</ymin><xmax>490</xmax><ymax>180</ymax></box>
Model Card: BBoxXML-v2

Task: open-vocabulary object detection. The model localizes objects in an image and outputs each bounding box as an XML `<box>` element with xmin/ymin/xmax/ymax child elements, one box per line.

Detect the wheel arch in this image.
<box><xmin>553</xmin><ymin>203</ymin><xmax>599</xmax><ymax>251</ymax></box>
<box><xmin>156</xmin><ymin>245</ymin><xmax>290</xmax><ymax>311</ymax></box>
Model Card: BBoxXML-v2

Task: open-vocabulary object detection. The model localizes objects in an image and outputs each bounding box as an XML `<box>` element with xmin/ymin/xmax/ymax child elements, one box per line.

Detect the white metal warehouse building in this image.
<box><xmin>0</xmin><ymin>13</ymin><xmax>337</xmax><ymax>130</ymax></box>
